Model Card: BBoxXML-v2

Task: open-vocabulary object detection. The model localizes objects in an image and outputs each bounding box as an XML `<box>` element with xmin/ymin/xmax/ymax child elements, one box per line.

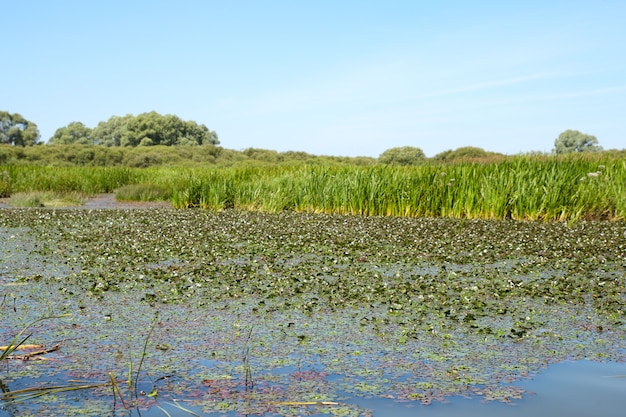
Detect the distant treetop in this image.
<box><xmin>553</xmin><ymin>129</ymin><xmax>601</xmax><ymax>154</ymax></box>
<box><xmin>0</xmin><ymin>111</ymin><xmax>41</xmax><ymax>146</ymax></box>
<box><xmin>49</xmin><ymin>112</ymin><xmax>219</xmax><ymax>147</ymax></box>
<box><xmin>49</xmin><ymin>121</ymin><xmax>93</xmax><ymax>145</ymax></box>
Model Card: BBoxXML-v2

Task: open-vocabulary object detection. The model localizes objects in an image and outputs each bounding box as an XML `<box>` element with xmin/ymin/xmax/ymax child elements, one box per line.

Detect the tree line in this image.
<box><xmin>0</xmin><ymin>110</ymin><xmax>609</xmax><ymax>165</ymax></box>
<box><xmin>1</xmin><ymin>111</ymin><xmax>218</xmax><ymax>148</ymax></box>
<box><xmin>376</xmin><ymin>129</ymin><xmax>603</xmax><ymax>165</ymax></box>
<box><xmin>0</xmin><ymin>111</ymin><xmax>40</xmax><ymax>146</ymax></box>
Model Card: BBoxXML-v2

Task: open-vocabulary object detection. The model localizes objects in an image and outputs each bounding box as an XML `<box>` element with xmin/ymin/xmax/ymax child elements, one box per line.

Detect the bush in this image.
<box><xmin>432</xmin><ymin>146</ymin><xmax>503</xmax><ymax>163</ymax></box>
<box><xmin>378</xmin><ymin>146</ymin><xmax>426</xmax><ymax>166</ymax></box>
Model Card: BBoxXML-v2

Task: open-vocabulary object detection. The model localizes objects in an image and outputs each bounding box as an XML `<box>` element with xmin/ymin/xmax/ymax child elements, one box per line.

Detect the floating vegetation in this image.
<box><xmin>0</xmin><ymin>208</ymin><xmax>625</xmax><ymax>416</ymax></box>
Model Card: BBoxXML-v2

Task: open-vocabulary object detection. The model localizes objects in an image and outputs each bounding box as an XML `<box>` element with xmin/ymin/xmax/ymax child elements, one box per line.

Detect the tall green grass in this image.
<box><xmin>2</xmin><ymin>154</ymin><xmax>625</xmax><ymax>221</ymax></box>
<box><xmin>0</xmin><ymin>166</ymin><xmax>189</xmax><ymax>194</ymax></box>
<box><xmin>170</xmin><ymin>156</ymin><xmax>625</xmax><ymax>220</ymax></box>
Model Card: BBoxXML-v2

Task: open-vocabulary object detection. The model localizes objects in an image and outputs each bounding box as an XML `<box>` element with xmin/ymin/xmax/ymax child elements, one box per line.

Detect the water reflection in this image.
<box><xmin>4</xmin><ymin>361</ymin><xmax>623</xmax><ymax>417</ymax></box>
<box><xmin>350</xmin><ymin>360</ymin><xmax>626</xmax><ymax>417</ymax></box>
<box><xmin>0</xmin><ymin>379</ymin><xmax>20</xmax><ymax>417</ymax></box>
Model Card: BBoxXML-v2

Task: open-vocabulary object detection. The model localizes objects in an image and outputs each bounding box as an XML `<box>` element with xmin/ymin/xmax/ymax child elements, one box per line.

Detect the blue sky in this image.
<box><xmin>3</xmin><ymin>1</ymin><xmax>625</xmax><ymax>157</ymax></box>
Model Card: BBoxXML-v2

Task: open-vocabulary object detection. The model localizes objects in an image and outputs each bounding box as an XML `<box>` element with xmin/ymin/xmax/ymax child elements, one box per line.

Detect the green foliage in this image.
<box><xmin>49</xmin><ymin>121</ymin><xmax>93</xmax><ymax>144</ymax></box>
<box><xmin>0</xmin><ymin>144</ymin><xmax>374</xmax><ymax>168</ymax></box>
<box><xmin>6</xmin><ymin>192</ymin><xmax>45</xmax><ymax>207</ymax></box>
<box><xmin>0</xmin><ymin>165</ymin><xmax>143</xmax><ymax>194</ymax></box>
<box><xmin>91</xmin><ymin>114</ymin><xmax>133</xmax><ymax>146</ymax></box>
<box><xmin>2</xmin><ymin>154</ymin><xmax>625</xmax><ymax>220</ymax></box>
<box><xmin>46</xmin><ymin>112</ymin><xmax>219</xmax><ymax>147</ymax></box>
<box><xmin>0</xmin><ymin>169</ymin><xmax>10</xmax><ymax>197</ymax></box>
<box><xmin>432</xmin><ymin>146</ymin><xmax>502</xmax><ymax>163</ymax></box>
<box><xmin>553</xmin><ymin>129</ymin><xmax>602</xmax><ymax>154</ymax></box>
<box><xmin>115</xmin><ymin>184</ymin><xmax>172</xmax><ymax>201</ymax></box>
<box><xmin>89</xmin><ymin>111</ymin><xmax>219</xmax><ymax>147</ymax></box>
<box><xmin>170</xmin><ymin>156</ymin><xmax>625</xmax><ymax>220</ymax></box>
<box><xmin>6</xmin><ymin>191</ymin><xmax>86</xmax><ymax>207</ymax></box>
<box><xmin>378</xmin><ymin>146</ymin><xmax>426</xmax><ymax>165</ymax></box>
<box><xmin>243</xmin><ymin>147</ymin><xmax>282</xmax><ymax>163</ymax></box>
<box><xmin>0</xmin><ymin>111</ymin><xmax>41</xmax><ymax>146</ymax></box>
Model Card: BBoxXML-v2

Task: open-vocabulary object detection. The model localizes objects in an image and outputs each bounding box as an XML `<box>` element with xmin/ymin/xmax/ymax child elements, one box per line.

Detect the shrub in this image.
<box><xmin>378</xmin><ymin>146</ymin><xmax>426</xmax><ymax>165</ymax></box>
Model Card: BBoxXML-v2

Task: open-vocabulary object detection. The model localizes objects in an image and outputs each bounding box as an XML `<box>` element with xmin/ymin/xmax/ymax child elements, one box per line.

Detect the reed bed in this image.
<box><xmin>170</xmin><ymin>156</ymin><xmax>624</xmax><ymax>221</ymax></box>
<box><xmin>2</xmin><ymin>155</ymin><xmax>624</xmax><ymax>220</ymax></box>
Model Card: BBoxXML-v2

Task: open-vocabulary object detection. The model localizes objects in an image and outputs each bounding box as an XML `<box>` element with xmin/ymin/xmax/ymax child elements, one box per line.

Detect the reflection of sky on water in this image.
<box><xmin>350</xmin><ymin>360</ymin><xmax>626</xmax><ymax>417</ymax></box>
<box><xmin>18</xmin><ymin>360</ymin><xmax>612</xmax><ymax>417</ymax></box>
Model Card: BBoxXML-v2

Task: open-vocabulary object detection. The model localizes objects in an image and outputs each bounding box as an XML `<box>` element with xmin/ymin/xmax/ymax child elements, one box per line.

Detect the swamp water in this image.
<box><xmin>1</xmin><ymin>208</ymin><xmax>625</xmax><ymax>416</ymax></box>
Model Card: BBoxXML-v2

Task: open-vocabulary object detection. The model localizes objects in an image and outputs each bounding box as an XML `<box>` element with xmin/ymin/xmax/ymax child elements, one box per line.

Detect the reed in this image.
<box><xmin>115</xmin><ymin>184</ymin><xmax>172</xmax><ymax>202</ymax></box>
<box><xmin>2</xmin><ymin>154</ymin><xmax>625</xmax><ymax>221</ymax></box>
<box><xmin>7</xmin><ymin>191</ymin><xmax>87</xmax><ymax>207</ymax></box>
<box><xmin>170</xmin><ymin>157</ymin><xmax>625</xmax><ymax>220</ymax></box>
<box><xmin>0</xmin><ymin>314</ymin><xmax>199</xmax><ymax>416</ymax></box>
<box><xmin>0</xmin><ymin>381</ymin><xmax>113</xmax><ymax>403</ymax></box>
<box><xmin>0</xmin><ymin>314</ymin><xmax>71</xmax><ymax>361</ymax></box>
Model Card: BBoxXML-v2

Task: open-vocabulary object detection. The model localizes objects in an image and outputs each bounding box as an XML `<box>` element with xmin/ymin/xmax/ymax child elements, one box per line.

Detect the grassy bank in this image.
<box><xmin>1</xmin><ymin>154</ymin><xmax>624</xmax><ymax>220</ymax></box>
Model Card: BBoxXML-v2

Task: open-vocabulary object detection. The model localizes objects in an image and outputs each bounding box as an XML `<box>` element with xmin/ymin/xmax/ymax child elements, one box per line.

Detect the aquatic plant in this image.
<box><xmin>115</xmin><ymin>184</ymin><xmax>172</xmax><ymax>202</ymax></box>
<box><xmin>6</xmin><ymin>191</ymin><xmax>86</xmax><ymax>207</ymax></box>
<box><xmin>0</xmin><ymin>208</ymin><xmax>624</xmax><ymax>416</ymax></box>
<box><xmin>2</xmin><ymin>153</ymin><xmax>625</xmax><ymax>220</ymax></box>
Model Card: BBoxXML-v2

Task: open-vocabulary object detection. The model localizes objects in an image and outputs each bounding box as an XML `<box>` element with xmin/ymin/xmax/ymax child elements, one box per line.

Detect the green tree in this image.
<box><xmin>553</xmin><ymin>129</ymin><xmax>602</xmax><ymax>154</ymax></box>
<box><xmin>0</xmin><ymin>111</ymin><xmax>41</xmax><ymax>146</ymax></box>
<box><xmin>92</xmin><ymin>115</ymin><xmax>133</xmax><ymax>146</ymax></box>
<box><xmin>378</xmin><ymin>146</ymin><xmax>426</xmax><ymax>165</ymax></box>
<box><xmin>49</xmin><ymin>121</ymin><xmax>93</xmax><ymax>144</ymax></box>
<box><xmin>91</xmin><ymin>112</ymin><xmax>219</xmax><ymax>147</ymax></box>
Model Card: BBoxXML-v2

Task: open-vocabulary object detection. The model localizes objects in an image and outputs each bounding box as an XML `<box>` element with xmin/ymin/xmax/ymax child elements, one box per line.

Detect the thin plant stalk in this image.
<box><xmin>0</xmin><ymin>314</ymin><xmax>71</xmax><ymax>361</ymax></box>
<box><xmin>109</xmin><ymin>372</ymin><xmax>128</xmax><ymax>409</ymax></box>
<box><xmin>0</xmin><ymin>381</ymin><xmax>116</xmax><ymax>403</ymax></box>
<box><xmin>134</xmin><ymin>316</ymin><xmax>158</xmax><ymax>396</ymax></box>
<box><xmin>242</xmin><ymin>326</ymin><xmax>254</xmax><ymax>390</ymax></box>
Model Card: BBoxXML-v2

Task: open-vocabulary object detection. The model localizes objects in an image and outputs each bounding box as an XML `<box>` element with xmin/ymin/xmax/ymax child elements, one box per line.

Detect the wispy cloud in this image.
<box><xmin>418</xmin><ymin>73</ymin><xmax>553</xmax><ymax>99</ymax></box>
<box><xmin>533</xmin><ymin>85</ymin><xmax>626</xmax><ymax>100</ymax></box>
<box><xmin>484</xmin><ymin>84</ymin><xmax>626</xmax><ymax>107</ymax></box>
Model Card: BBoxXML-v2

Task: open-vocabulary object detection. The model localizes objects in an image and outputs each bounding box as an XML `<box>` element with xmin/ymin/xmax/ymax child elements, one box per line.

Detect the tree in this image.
<box><xmin>92</xmin><ymin>115</ymin><xmax>133</xmax><ymax>146</ymax></box>
<box><xmin>49</xmin><ymin>122</ymin><xmax>93</xmax><ymax>144</ymax></box>
<box><xmin>378</xmin><ymin>146</ymin><xmax>426</xmax><ymax>165</ymax></box>
<box><xmin>90</xmin><ymin>112</ymin><xmax>219</xmax><ymax>147</ymax></box>
<box><xmin>553</xmin><ymin>130</ymin><xmax>602</xmax><ymax>154</ymax></box>
<box><xmin>0</xmin><ymin>111</ymin><xmax>40</xmax><ymax>146</ymax></box>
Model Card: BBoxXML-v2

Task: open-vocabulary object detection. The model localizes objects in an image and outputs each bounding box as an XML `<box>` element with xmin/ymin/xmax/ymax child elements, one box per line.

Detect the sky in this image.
<box><xmin>3</xmin><ymin>0</ymin><xmax>625</xmax><ymax>157</ymax></box>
